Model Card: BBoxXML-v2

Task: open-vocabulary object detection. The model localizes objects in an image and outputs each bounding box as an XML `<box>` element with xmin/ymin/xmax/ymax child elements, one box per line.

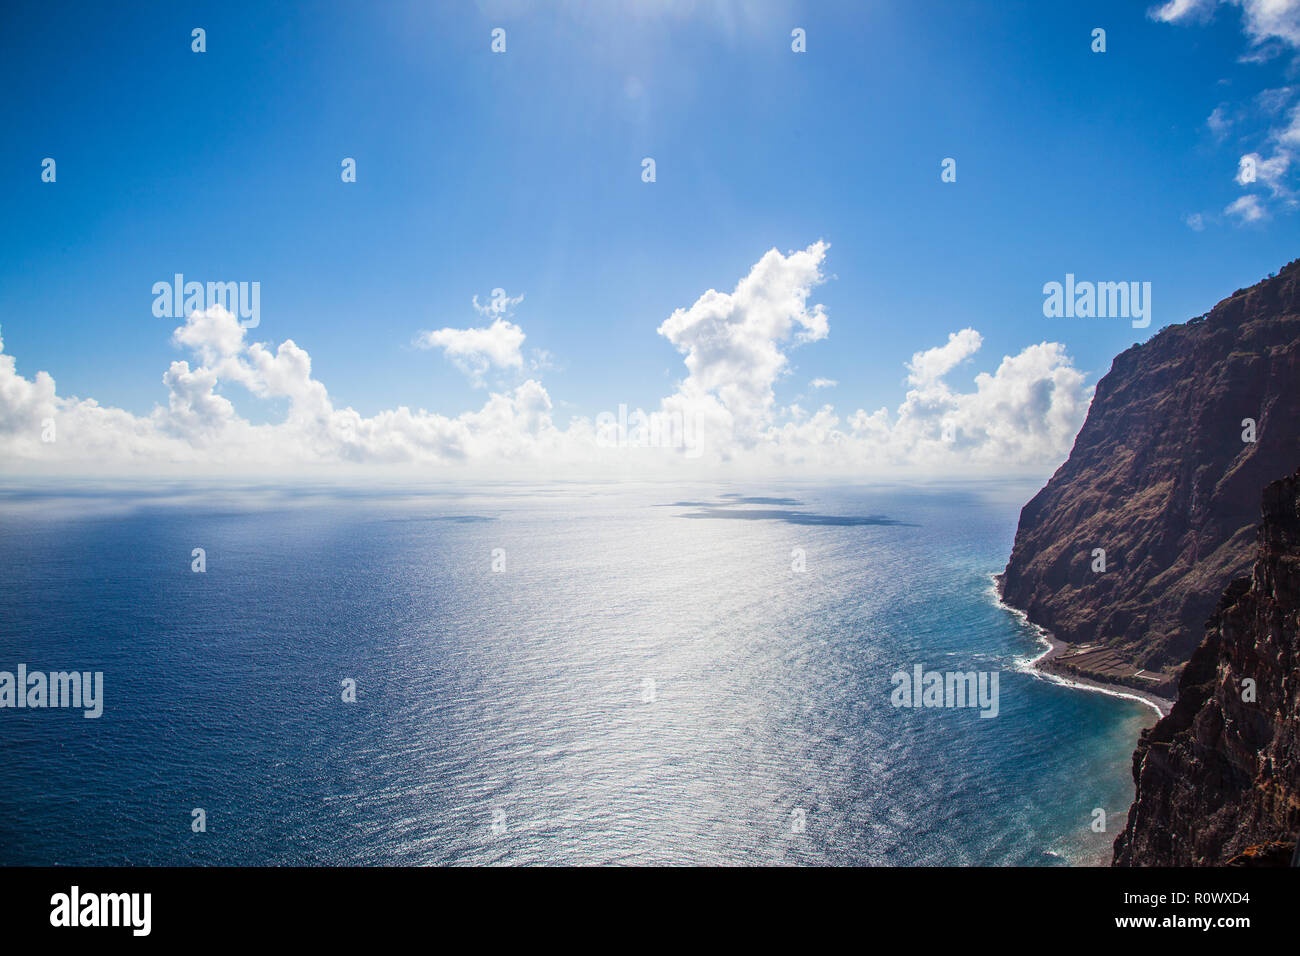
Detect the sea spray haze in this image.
<box><xmin>0</xmin><ymin>481</ymin><xmax>1151</xmax><ymax>865</ymax></box>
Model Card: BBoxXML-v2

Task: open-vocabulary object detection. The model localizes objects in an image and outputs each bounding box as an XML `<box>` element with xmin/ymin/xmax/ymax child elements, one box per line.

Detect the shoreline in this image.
<box><xmin>990</xmin><ymin>574</ymin><xmax>1170</xmax><ymax>869</ymax></box>
<box><xmin>990</xmin><ymin>577</ymin><xmax>1173</xmax><ymax>720</ymax></box>
<box><xmin>1026</xmin><ymin>629</ymin><xmax>1173</xmax><ymax>719</ymax></box>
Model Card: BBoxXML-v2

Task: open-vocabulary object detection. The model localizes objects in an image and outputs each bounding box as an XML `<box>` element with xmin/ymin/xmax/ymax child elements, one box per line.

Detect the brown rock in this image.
<box><xmin>1112</xmin><ymin>469</ymin><xmax>1300</xmax><ymax>866</ymax></box>
<box><xmin>1000</xmin><ymin>259</ymin><xmax>1300</xmax><ymax>689</ymax></box>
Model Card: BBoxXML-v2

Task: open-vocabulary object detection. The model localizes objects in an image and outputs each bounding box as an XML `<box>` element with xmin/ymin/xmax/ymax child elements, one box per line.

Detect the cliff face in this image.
<box><xmin>1000</xmin><ymin>260</ymin><xmax>1300</xmax><ymax>694</ymax></box>
<box><xmin>1113</xmin><ymin>470</ymin><xmax>1300</xmax><ymax>866</ymax></box>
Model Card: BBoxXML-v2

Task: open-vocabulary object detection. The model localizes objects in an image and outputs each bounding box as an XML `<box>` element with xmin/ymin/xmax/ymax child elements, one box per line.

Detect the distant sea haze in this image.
<box><xmin>0</xmin><ymin>483</ymin><xmax>1151</xmax><ymax>865</ymax></box>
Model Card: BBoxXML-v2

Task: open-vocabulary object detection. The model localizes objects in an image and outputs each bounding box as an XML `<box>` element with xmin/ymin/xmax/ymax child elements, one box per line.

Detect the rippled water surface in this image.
<box><xmin>0</xmin><ymin>482</ymin><xmax>1152</xmax><ymax>865</ymax></box>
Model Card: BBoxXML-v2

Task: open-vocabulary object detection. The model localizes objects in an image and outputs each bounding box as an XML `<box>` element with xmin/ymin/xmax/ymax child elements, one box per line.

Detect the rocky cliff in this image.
<box><xmin>1113</xmin><ymin>469</ymin><xmax>1300</xmax><ymax>866</ymax></box>
<box><xmin>999</xmin><ymin>259</ymin><xmax>1300</xmax><ymax>695</ymax></box>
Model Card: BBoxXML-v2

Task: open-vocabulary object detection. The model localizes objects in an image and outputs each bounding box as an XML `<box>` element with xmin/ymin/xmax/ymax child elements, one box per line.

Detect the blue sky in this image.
<box><xmin>0</xmin><ymin>0</ymin><xmax>1297</xmax><ymax>477</ymax></box>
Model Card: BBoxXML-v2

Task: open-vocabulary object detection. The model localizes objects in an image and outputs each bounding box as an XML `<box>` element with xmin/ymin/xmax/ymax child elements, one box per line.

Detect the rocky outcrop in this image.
<box><xmin>999</xmin><ymin>259</ymin><xmax>1300</xmax><ymax>694</ymax></box>
<box><xmin>1113</xmin><ymin>470</ymin><xmax>1300</xmax><ymax>866</ymax></box>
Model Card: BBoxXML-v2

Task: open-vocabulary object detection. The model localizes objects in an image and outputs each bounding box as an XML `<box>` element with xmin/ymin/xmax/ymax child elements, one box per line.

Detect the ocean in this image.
<box><xmin>0</xmin><ymin>481</ymin><xmax>1153</xmax><ymax>865</ymax></box>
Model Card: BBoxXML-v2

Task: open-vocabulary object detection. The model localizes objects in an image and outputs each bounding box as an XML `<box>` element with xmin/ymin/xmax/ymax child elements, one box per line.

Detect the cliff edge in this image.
<box><xmin>1113</xmin><ymin>469</ymin><xmax>1300</xmax><ymax>866</ymax></box>
<box><xmin>999</xmin><ymin>259</ymin><xmax>1300</xmax><ymax>696</ymax></box>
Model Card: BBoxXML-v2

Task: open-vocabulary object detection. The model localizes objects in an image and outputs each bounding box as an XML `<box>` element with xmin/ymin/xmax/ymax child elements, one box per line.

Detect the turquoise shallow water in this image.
<box><xmin>0</xmin><ymin>481</ymin><xmax>1153</xmax><ymax>865</ymax></box>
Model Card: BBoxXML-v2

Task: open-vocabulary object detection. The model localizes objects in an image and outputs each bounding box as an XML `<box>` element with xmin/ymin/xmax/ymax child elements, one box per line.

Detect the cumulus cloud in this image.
<box><xmin>0</xmin><ymin>245</ymin><xmax>1095</xmax><ymax>479</ymax></box>
<box><xmin>414</xmin><ymin>288</ymin><xmax>528</xmax><ymax>386</ymax></box>
<box><xmin>0</xmin><ymin>308</ymin><xmax>565</xmax><ymax>474</ymax></box>
<box><xmin>656</xmin><ymin>241</ymin><xmax>830</xmax><ymax>449</ymax></box>
<box><xmin>414</xmin><ymin>318</ymin><xmax>527</xmax><ymax>385</ymax></box>
<box><xmin>906</xmin><ymin>329</ymin><xmax>982</xmax><ymax>386</ymax></box>
<box><xmin>750</xmin><ymin>332</ymin><xmax>1090</xmax><ymax>474</ymax></box>
<box><xmin>889</xmin><ymin>340</ymin><xmax>1090</xmax><ymax>466</ymax></box>
<box><xmin>809</xmin><ymin>378</ymin><xmax>837</xmax><ymax>389</ymax></box>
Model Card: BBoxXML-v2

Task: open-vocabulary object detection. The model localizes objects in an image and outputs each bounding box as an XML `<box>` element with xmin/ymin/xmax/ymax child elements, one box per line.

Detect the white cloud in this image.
<box><xmin>1208</xmin><ymin>104</ymin><xmax>1233</xmax><ymax>139</ymax></box>
<box><xmin>809</xmin><ymin>377</ymin><xmax>837</xmax><ymax>388</ymax></box>
<box><xmin>414</xmin><ymin>318</ymin><xmax>527</xmax><ymax>386</ymax></box>
<box><xmin>1151</xmin><ymin>0</ymin><xmax>1216</xmax><ymax>23</ymax></box>
<box><xmin>1225</xmin><ymin>193</ymin><xmax>1269</xmax><ymax>220</ymax></box>
<box><xmin>1237</xmin><ymin>148</ymin><xmax>1294</xmax><ymax>195</ymax></box>
<box><xmin>1279</xmin><ymin>102</ymin><xmax>1300</xmax><ymax>144</ymax></box>
<box><xmin>1160</xmin><ymin>4</ymin><xmax>1300</xmax><ymax>219</ymax></box>
<box><xmin>1255</xmin><ymin>86</ymin><xmax>1296</xmax><ymax>115</ymax></box>
<box><xmin>892</xmin><ymin>340</ymin><xmax>1090</xmax><ymax>466</ymax></box>
<box><xmin>656</xmin><ymin>241</ymin><xmax>830</xmax><ymax>448</ymax></box>
<box><xmin>1152</xmin><ymin>0</ymin><xmax>1300</xmax><ymax>49</ymax></box>
<box><xmin>1236</xmin><ymin>0</ymin><xmax>1300</xmax><ymax>48</ymax></box>
<box><xmin>0</xmin><ymin>308</ymin><xmax>565</xmax><ymax>474</ymax></box>
<box><xmin>906</xmin><ymin>329</ymin><xmax>982</xmax><ymax>386</ymax></box>
<box><xmin>415</xmin><ymin>289</ymin><xmax>529</xmax><ymax>386</ymax></box>
<box><xmin>0</xmin><ymin>246</ymin><xmax>1095</xmax><ymax>479</ymax></box>
<box><xmin>472</xmin><ymin>288</ymin><xmax>524</xmax><ymax>318</ymax></box>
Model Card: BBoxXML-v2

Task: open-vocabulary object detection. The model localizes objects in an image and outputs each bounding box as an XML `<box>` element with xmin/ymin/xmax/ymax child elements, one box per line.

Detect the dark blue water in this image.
<box><xmin>0</xmin><ymin>482</ymin><xmax>1152</xmax><ymax>865</ymax></box>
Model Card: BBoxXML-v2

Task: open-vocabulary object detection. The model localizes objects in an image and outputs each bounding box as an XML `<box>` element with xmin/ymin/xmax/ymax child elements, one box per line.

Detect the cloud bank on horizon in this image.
<box><xmin>0</xmin><ymin>243</ymin><xmax>1092</xmax><ymax>478</ymax></box>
